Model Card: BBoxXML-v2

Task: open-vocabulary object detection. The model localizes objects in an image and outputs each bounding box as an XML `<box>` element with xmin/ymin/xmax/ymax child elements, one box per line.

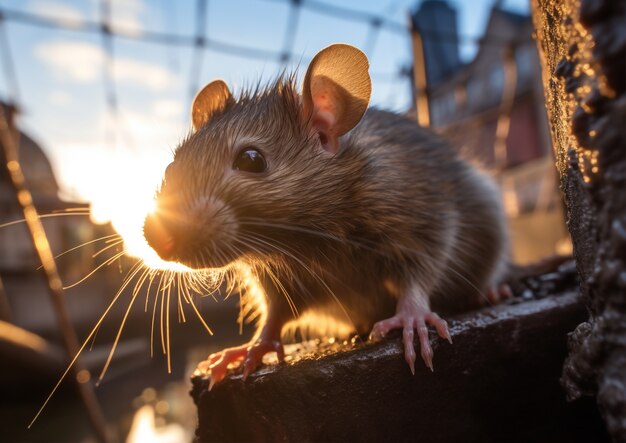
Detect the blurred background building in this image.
<box><xmin>410</xmin><ymin>1</ymin><xmax>569</xmax><ymax>263</ymax></box>
<box><xmin>0</xmin><ymin>102</ymin><xmax>97</xmax><ymax>274</ymax></box>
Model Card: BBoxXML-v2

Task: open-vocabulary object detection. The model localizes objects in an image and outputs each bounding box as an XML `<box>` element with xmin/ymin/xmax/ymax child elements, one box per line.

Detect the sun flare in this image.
<box><xmin>62</xmin><ymin>149</ymin><xmax>191</xmax><ymax>272</ymax></box>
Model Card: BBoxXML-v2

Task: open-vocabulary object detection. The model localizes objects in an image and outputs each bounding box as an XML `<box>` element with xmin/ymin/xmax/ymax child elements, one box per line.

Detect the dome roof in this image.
<box><xmin>0</xmin><ymin>102</ymin><xmax>59</xmax><ymax>198</ymax></box>
<box><xmin>17</xmin><ymin>131</ymin><xmax>59</xmax><ymax>197</ymax></box>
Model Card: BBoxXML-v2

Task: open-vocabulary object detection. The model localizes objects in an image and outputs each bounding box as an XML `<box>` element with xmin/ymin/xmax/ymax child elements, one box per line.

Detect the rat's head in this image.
<box><xmin>143</xmin><ymin>44</ymin><xmax>371</xmax><ymax>270</ymax></box>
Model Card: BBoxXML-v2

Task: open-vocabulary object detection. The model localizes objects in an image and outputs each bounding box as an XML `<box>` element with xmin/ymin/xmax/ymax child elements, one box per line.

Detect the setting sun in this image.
<box><xmin>60</xmin><ymin>147</ymin><xmax>191</xmax><ymax>272</ymax></box>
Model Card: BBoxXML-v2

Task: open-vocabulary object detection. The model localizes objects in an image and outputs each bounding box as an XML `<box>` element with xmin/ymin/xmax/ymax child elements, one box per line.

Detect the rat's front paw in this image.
<box><xmin>241</xmin><ymin>338</ymin><xmax>284</xmax><ymax>380</ymax></box>
<box><xmin>198</xmin><ymin>345</ymin><xmax>248</xmax><ymax>390</ymax></box>
<box><xmin>369</xmin><ymin>307</ymin><xmax>451</xmax><ymax>374</ymax></box>
<box><xmin>197</xmin><ymin>339</ymin><xmax>285</xmax><ymax>390</ymax></box>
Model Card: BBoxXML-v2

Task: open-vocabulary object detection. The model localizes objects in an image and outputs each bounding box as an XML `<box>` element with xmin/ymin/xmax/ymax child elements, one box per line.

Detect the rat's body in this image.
<box><xmin>143</xmin><ymin>44</ymin><xmax>508</xmax><ymax>384</ymax></box>
<box><xmin>241</xmin><ymin>108</ymin><xmax>506</xmax><ymax>333</ymax></box>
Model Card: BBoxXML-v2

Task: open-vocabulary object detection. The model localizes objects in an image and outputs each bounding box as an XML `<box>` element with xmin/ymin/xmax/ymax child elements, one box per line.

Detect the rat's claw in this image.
<box><xmin>241</xmin><ymin>359</ymin><xmax>256</xmax><ymax>381</ymax></box>
<box><xmin>199</xmin><ymin>336</ymin><xmax>285</xmax><ymax>387</ymax></box>
<box><xmin>370</xmin><ymin>305</ymin><xmax>450</xmax><ymax>374</ymax></box>
<box><xmin>198</xmin><ymin>345</ymin><xmax>249</xmax><ymax>390</ymax></box>
<box><xmin>369</xmin><ymin>316</ymin><xmax>402</xmax><ymax>341</ymax></box>
<box><xmin>242</xmin><ymin>339</ymin><xmax>285</xmax><ymax>381</ymax></box>
<box><xmin>416</xmin><ymin>320</ymin><xmax>434</xmax><ymax>371</ymax></box>
<box><xmin>426</xmin><ymin>312</ymin><xmax>452</xmax><ymax>344</ymax></box>
<box><xmin>403</xmin><ymin>326</ymin><xmax>416</xmax><ymax>375</ymax></box>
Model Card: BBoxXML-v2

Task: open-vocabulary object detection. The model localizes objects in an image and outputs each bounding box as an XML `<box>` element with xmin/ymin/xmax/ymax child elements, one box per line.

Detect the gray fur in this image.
<box><xmin>150</xmin><ymin>77</ymin><xmax>508</xmax><ymax>336</ymax></box>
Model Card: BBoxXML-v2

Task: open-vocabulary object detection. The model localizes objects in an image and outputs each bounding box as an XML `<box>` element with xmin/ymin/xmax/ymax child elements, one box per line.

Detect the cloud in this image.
<box><xmin>110</xmin><ymin>0</ymin><xmax>146</xmax><ymax>35</ymax></box>
<box><xmin>114</xmin><ymin>59</ymin><xmax>176</xmax><ymax>90</ymax></box>
<box><xmin>153</xmin><ymin>99</ymin><xmax>184</xmax><ymax>118</ymax></box>
<box><xmin>35</xmin><ymin>41</ymin><xmax>177</xmax><ymax>90</ymax></box>
<box><xmin>48</xmin><ymin>90</ymin><xmax>73</xmax><ymax>106</ymax></box>
<box><xmin>36</xmin><ymin>41</ymin><xmax>103</xmax><ymax>82</ymax></box>
<box><xmin>28</xmin><ymin>1</ymin><xmax>84</xmax><ymax>27</ymax></box>
<box><xmin>85</xmin><ymin>0</ymin><xmax>146</xmax><ymax>34</ymax></box>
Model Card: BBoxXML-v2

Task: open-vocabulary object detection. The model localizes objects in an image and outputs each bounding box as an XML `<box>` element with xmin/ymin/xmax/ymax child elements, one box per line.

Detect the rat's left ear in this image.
<box><xmin>192</xmin><ymin>79</ymin><xmax>232</xmax><ymax>131</ymax></box>
<box><xmin>302</xmin><ymin>44</ymin><xmax>371</xmax><ymax>154</ymax></box>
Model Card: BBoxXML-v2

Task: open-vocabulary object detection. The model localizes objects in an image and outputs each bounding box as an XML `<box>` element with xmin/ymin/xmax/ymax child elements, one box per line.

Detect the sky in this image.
<box><xmin>0</xmin><ymin>0</ymin><xmax>530</xmax><ymax>243</ymax></box>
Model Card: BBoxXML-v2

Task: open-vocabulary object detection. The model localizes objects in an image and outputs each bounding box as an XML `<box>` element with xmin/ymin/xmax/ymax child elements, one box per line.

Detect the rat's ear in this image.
<box><xmin>192</xmin><ymin>80</ymin><xmax>232</xmax><ymax>131</ymax></box>
<box><xmin>302</xmin><ymin>44</ymin><xmax>371</xmax><ymax>154</ymax></box>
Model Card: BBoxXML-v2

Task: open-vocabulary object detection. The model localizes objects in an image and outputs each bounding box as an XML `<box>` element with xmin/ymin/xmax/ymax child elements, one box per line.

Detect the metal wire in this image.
<box><xmin>0</xmin><ymin>13</ymin><xmax>20</xmax><ymax>105</ymax></box>
<box><xmin>188</xmin><ymin>0</ymin><xmax>208</xmax><ymax>105</ymax></box>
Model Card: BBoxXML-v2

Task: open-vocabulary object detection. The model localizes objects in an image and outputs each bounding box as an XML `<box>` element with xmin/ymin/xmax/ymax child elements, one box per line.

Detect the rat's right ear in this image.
<box><xmin>192</xmin><ymin>80</ymin><xmax>232</xmax><ymax>131</ymax></box>
<box><xmin>302</xmin><ymin>44</ymin><xmax>371</xmax><ymax>154</ymax></box>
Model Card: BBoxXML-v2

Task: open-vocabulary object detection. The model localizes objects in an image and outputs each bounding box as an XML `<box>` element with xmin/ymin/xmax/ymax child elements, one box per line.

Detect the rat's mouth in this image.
<box><xmin>143</xmin><ymin>196</ymin><xmax>241</xmax><ymax>270</ymax></box>
<box><xmin>143</xmin><ymin>213</ymin><xmax>240</xmax><ymax>269</ymax></box>
<box><xmin>173</xmin><ymin>247</ymin><xmax>238</xmax><ymax>270</ymax></box>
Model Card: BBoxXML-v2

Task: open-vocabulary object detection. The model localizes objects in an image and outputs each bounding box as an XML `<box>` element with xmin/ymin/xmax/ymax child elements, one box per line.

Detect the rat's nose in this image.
<box><xmin>143</xmin><ymin>213</ymin><xmax>175</xmax><ymax>260</ymax></box>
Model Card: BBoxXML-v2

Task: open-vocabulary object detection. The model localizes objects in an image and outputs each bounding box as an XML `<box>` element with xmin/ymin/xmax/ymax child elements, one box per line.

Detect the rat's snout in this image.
<box><xmin>143</xmin><ymin>197</ymin><xmax>237</xmax><ymax>268</ymax></box>
<box><xmin>143</xmin><ymin>212</ymin><xmax>175</xmax><ymax>261</ymax></box>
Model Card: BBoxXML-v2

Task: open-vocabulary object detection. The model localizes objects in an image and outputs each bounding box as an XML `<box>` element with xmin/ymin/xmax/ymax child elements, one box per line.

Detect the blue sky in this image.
<box><xmin>0</xmin><ymin>0</ymin><xmax>529</xmax><ymax>242</ymax></box>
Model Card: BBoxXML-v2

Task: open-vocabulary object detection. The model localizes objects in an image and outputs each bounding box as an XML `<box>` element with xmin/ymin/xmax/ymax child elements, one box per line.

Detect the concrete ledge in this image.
<box><xmin>191</xmin><ymin>283</ymin><xmax>609</xmax><ymax>442</ymax></box>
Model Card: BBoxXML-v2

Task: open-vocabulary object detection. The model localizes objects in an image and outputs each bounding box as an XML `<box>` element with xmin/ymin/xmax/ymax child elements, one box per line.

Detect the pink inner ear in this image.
<box><xmin>311</xmin><ymin>93</ymin><xmax>340</xmax><ymax>154</ymax></box>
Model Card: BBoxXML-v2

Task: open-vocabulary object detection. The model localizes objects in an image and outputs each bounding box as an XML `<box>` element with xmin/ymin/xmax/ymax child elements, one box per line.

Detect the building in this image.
<box><xmin>423</xmin><ymin>7</ymin><xmax>550</xmax><ymax>169</ymax></box>
<box><xmin>410</xmin><ymin>2</ymin><xmax>570</xmax><ymax>262</ymax></box>
<box><xmin>0</xmin><ymin>102</ymin><xmax>103</xmax><ymax>275</ymax></box>
<box><xmin>412</xmin><ymin>0</ymin><xmax>462</xmax><ymax>88</ymax></box>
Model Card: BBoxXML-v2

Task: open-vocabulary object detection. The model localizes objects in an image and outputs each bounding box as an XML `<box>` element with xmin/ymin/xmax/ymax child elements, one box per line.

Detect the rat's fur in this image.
<box><xmin>149</xmin><ymin>75</ymin><xmax>508</xmax><ymax>338</ymax></box>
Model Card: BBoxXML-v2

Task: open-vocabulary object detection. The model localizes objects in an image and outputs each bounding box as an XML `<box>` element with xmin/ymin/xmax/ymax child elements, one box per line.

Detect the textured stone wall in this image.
<box><xmin>531</xmin><ymin>0</ymin><xmax>626</xmax><ymax>440</ymax></box>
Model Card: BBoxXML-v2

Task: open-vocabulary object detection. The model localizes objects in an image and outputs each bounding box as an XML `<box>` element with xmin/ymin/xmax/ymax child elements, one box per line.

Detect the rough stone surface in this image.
<box><xmin>191</xmin><ymin>267</ymin><xmax>608</xmax><ymax>442</ymax></box>
<box><xmin>531</xmin><ymin>0</ymin><xmax>626</xmax><ymax>440</ymax></box>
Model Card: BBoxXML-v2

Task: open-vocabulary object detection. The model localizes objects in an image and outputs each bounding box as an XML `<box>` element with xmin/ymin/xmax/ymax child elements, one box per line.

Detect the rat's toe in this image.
<box><xmin>371</xmin><ymin>303</ymin><xmax>452</xmax><ymax>374</ymax></box>
<box><xmin>242</xmin><ymin>339</ymin><xmax>285</xmax><ymax>380</ymax></box>
<box><xmin>425</xmin><ymin>312</ymin><xmax>452</xmax><ymax>343</ymax></box>
<box><xmin>416</xmin><ymin>320</ymin><xmax>434</xmax><ymax>371</ymax></box>
<box><xmin>402</xmin><ymin>326</ymin><xmax>417</xmax><ymax>374</ymax></box>
<box><xmin>369</xmin><ymin>316</ymin><xmax>402</xmax><ymax>341</ymax></box>
<box><xmin>198</xmin><ymin>345</ymin><xmax>249</xmax><ymax>389</ymax></box>
<box><xmin>482</xmin><ymin>284</ymin><xmax>514</xmax><ymax>306</ymax></box>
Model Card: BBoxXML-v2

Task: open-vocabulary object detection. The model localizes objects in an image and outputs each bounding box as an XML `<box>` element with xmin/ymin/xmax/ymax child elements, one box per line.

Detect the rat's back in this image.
<box><xmin>344</xmin><ymin>108</ymin><xmax>509</xmax><ymax>314</ymax></box>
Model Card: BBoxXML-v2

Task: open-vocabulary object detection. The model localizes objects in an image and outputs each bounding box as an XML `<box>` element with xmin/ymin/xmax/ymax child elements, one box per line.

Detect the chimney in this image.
<box><xmin>411</xmin><ymin>0</ymin><xmax>461</xmax><ymax>86</ymax></box>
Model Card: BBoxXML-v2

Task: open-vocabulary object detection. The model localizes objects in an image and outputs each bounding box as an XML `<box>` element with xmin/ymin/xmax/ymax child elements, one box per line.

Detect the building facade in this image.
<box><xmin>410</xmin><ymin>3</ymin><xmax>569</xmax><ymax>262</ymax></box>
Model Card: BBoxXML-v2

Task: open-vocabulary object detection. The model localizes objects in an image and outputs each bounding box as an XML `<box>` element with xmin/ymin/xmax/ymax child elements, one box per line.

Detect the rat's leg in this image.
<box><xmin>370</xmin><ymin>286</ymin><xmax>452</xmax><ymax>374</ymax></box>
<box><xmin>198</xmin><ymin>288</ymin><xmax>291</xmax><ymax>389</ymax></box>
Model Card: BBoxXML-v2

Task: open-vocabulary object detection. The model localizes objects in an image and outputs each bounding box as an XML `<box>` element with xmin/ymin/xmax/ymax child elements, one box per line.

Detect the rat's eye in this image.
<box><xmin>233</xmin><ymin>148</ymin><xmax>267</xmax><ymax>173</ymax></box>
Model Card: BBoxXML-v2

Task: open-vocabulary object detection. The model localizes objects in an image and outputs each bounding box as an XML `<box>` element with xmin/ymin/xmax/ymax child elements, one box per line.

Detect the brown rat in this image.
<box><xmin>143</xmin><ymin>44</ymin><xmax>509</xmax><ymax>386</ymax></box>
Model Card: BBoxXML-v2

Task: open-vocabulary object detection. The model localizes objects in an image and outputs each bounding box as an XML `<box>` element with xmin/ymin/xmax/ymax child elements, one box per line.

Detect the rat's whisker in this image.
<box><xmin>150</xmin><ymin>272</ymin><xmax>165</xmax><ymax>358</ymax></box>
<box><xmin>96</xmin><ymin>261</ymin><xmax>148</xmax><ymax>384</ymax></box>
<box><xmin>176</xmin><ymin>273</ymin><xmax>186</xmax><ymax>323</ymax></box>
<box><xmin>238</xmin><ymin>218</ymin><xmax>379</xmax><ymax>254</ymax></box>
<box><xmin>50</xmin><ymin>207</ymin><xmax>92</xmax><ymax>214</ymax></box>
<box><xmin>0</xmin><ymin>212</ymin><xmax>91</xmax><ymax>230</ymax></box>
<box><xmin>241</xmin><ymin>233</ymin><xmax>358</xmax><ymax>335</ymax></box>
<box><xmin>29</xmin><ymin>258</ymin><xmax>144</xmax><ymax>428</ymax></box>
<box><xmin>243</xmin><ymin>239</ymin><xmax>300</xmax><ymax>319</ymax></box>
<box><xmin>243</xmin><ymin>217</ymin><xmax>486</xmax><ymax>300</ymax></box>
<box><xmin>145</xmin><ymin>269</ymin><xmax>158</xmax><ymax>312</ymax></box>
<box><xmin>159</xmin><ymin>272</ymin><xmax>169</xmax><ymax>356</ymax></box>
<box><xmin>233</xmin><ymin>236</ymin><xmax>299</xmax><ymax>320</ymax></box>
<box><xmin>63</xmin><ymin>250</ymin><xmax>127</xmax><ymax>290</ymax></box>
<box><xmin>187</xmin><ymin>289</ymin><xmax>214</xmax><ymax>336</ymax></box>
<box><xmin>36</xmin><ymin>234</ymin><xmax>122</xmax><ymax>270</ymax></box>
<box><xmin>165</xmin><ymin>276</ymin><xmax>172</xmax><ymax>373</ymax></box>
<box><xmin>92</xmin><ymin>239</ymin><xmax>125</xmax><ymax>258</ymax></box>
